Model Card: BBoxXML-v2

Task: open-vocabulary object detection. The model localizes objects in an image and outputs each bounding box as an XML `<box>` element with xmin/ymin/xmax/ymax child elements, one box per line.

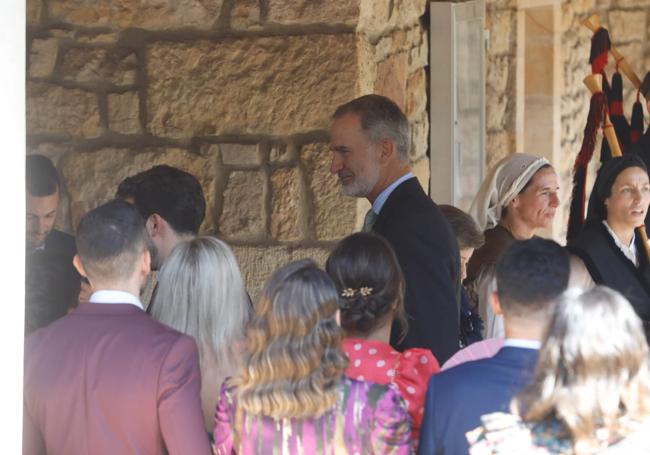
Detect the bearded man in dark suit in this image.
<box><xmin>329</xmin><ymin>94</ymin><xmax>461</xmax><ymax>363</ymax></box>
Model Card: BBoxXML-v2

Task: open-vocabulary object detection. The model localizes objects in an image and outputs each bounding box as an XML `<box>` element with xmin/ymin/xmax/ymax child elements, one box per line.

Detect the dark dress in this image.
<box><xmin>568</xmin><ymin>222</ymin><xmax>650</xmax><ymax>336</ymax></box>
<box><xmin>25</xmin><ymin>229</ymin><xmax>81</xmax><ymax>335</ymax></box>
<box><xmin>372</xmin><ymin>177</ymin><xmax>461</xmax><ymax>364</ymax></box>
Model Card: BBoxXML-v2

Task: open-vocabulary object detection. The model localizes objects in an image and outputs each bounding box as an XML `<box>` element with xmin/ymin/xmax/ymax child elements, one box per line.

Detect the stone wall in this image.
<box><xmin>26</xmin><ymin>0</ymin><xmax>429</xmax><ymax>298</ymax></box>
<box><xmin>484</xmin><ymin>0</ymin><xmax>650</xmax><ymax>242</ymax></box>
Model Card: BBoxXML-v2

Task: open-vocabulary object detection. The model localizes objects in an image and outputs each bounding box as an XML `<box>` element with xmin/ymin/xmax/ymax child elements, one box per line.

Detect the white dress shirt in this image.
<box><xmin>89</xmin><ymin>290</ymin><xmax>144</xmax><ymax>311</ymax></box>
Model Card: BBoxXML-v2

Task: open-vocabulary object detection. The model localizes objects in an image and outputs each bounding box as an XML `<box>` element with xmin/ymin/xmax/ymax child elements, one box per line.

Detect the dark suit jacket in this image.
<box><xmin>25</xmin><ymin>229</ymin><xmax>81</xmax><ymax>334</ymax></box>
<box><xmin>23</xmin><ymin>302</ymin><xmax>211</xmax><ymax>455</ymax></box>
<box><xmin>418</xmin><ymin>346</ymin><xmax>539</xmax><ymax>455</ymax></box>
<box><xmin>373</xmin><ymin>177</ymin><xmax>461</xmax><ymax>363</ymax></box>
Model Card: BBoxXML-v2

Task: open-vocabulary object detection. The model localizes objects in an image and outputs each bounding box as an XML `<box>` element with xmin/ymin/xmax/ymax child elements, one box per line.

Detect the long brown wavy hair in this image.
<box><xmin>514</xmin><ymin>286</ymin><xmax>650</xmax><ymax>454</ymax></box>
<box><xmin>234</xmin><ymin>259</ymin><xmax>348</xmax><ymax>420</ymax></box>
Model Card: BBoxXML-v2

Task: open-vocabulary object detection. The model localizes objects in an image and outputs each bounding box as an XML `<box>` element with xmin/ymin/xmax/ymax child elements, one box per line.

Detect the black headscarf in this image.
<box><xmin>586</xmin><ymin>154</ymin><xmax>648</xmax><ymax>223</ymax></box>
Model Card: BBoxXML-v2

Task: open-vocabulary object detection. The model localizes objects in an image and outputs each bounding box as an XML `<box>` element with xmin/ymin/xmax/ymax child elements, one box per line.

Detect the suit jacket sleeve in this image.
<box><xmin>379</xmin><ymin>204</ymin><xmax>460</xmax><ymax>363</ymax></box>
<box><xmin>417</xmin><ymin>376</ymin><xmax>437</xmax><ymax>455</ymax></box>
<box><xmin>158</xmin><ymin>335</ymin><xmax>212</xmax><ymax>455</ymax></box>
<box><xmin>22</xmin><ymin>401</ymin><xmax>45</xmax><ymax>455</ymax></box>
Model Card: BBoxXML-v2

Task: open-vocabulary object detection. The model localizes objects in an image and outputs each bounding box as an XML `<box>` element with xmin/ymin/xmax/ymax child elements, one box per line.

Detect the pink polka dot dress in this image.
<box><xmin>342</xmin><ymin>337</ymin><xmax>440</xmax><ymax>448</ymax></box>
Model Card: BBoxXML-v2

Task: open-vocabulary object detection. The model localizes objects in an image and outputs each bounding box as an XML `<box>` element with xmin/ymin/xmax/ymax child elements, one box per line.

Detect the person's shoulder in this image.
<box><xmin>341</xmin><ymin>376</ymin><xmax>400</xmax><ymax>401</ymax></box>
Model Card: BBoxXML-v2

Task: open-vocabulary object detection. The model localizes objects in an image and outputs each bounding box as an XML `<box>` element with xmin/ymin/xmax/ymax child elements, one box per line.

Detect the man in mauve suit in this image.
<box><xmin>23</xmin><ymin>200</ymin><xmax>211</xmax><ymax>455</ymax></box>
<box><xmin>329</xmin><ymin>94</ymin><xmax>461</xmax><ymax>363</ymax></box>
<box><xmin>418</xmin><ymin>238</ymin><xmax>570</xmax><ymax>455</ymax></box>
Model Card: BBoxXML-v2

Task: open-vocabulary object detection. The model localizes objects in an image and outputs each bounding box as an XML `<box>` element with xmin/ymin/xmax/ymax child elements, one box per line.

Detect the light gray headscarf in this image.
<box><xmin>469</xmin><ymin>153</ymin><xmax>551</xmax><ymax>231</ymax></box>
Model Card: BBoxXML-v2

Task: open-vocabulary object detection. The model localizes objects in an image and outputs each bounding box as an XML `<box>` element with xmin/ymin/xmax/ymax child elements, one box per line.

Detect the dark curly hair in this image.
<box><xmin>325</xmin><ymin>232</ymin><xmax>407</xmax><ymax>341</ymax></box>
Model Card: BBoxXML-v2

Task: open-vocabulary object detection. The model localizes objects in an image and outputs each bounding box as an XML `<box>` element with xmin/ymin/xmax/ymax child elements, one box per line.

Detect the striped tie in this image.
<box><xmin>362</xmin><ymin>209</ymin><xmax>377</xmax><ymax>232</ymax></box>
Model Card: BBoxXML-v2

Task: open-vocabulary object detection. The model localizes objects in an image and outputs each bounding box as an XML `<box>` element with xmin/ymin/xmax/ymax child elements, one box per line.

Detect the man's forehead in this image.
<box><xmin>26</xmin><ymin>191</ymin><xmax>59</xmax><ymax>214</ymax></box>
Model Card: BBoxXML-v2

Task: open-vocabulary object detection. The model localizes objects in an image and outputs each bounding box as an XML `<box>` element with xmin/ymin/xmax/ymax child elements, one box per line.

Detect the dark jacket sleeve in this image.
<box><xmin>375</xmin><ymin>187</ymin><xmax>460</xmax><ymax>364</ymax></box>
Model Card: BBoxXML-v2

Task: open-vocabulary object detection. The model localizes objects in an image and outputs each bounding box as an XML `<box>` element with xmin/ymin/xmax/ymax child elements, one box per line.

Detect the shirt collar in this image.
<box><xmin>371</xmin><ymin>172</ymin><xmax>415</xmax><ymax>215</ymax></box>
<box><xmin>602</xmin><ymin>220</ymin><xmax>638</xmax><ymax>266</ymax></box>
<box><xmin>89</xmin><ymin>290</ymin><xmax>144</xmax><ymax>311</ymax></box>
<box><xmin>503</xmin><ymin>338</ymin><xmax>541</xmax><ymax>350</ymax></box>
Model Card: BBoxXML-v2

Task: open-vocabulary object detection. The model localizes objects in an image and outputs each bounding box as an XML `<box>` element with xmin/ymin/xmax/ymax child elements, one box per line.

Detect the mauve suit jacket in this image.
<box><xmin>23</xmin><ymin>302</ymin><xmax>212</xmax><ymax>455</ymax></box>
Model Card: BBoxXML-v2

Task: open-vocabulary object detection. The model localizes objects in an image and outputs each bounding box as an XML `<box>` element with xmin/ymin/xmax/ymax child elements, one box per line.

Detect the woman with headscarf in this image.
<box><xmin>568</xmin><ymin>154</ymin><xmax>650</xmax><ymax>336</ymax></box>
<box><xmin>466</xmin><ymin>154</ymin><xmax>559</xmax><ymax>338</ymax></box>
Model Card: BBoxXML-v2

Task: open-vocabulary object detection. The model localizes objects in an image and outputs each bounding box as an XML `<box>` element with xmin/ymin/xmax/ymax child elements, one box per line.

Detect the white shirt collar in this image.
<box><xmin>503</xmin><ymin>338</ymin><xmax>541</xmax><ymax>350</ymax></box>
<box><xmin>371</xmin><ymin>172</ymin><xmax>415</xmax><ymax>215</ymax></box>
<box><xmin>602</xmin><ymin>220</ymin><xmax>638</xmax><ymax>266</ymax></box>
<box><xmin>89</xmin><ymin>290</ymin><xmax>144</xmax><ymax>311</ymax></box>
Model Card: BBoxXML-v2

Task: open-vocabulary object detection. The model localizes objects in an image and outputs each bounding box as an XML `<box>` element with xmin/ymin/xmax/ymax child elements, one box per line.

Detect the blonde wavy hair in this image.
<box><xmin>514</xmin><ymin>286</ymin><xmax>650</xmax><ymax>454</ymax></box>
<box><xmin>235</xmin><ymin>259</ymin><xmax>348</xmax><ymax>420</ymax></box>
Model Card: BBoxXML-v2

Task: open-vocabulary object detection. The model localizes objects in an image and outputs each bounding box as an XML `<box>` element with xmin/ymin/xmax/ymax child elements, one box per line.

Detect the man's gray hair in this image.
<box><xmin>333</xmin><ymin>94</ymin><xmax>411</xmax><ymax>162</ymax></box>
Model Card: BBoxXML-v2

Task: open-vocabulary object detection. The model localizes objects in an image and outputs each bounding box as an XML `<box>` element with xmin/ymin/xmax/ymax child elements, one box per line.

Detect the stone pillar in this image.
<box><xmin>26</xmin><ymin>0</ymin><xmax>429</xmax><ymax>297</ymax></box>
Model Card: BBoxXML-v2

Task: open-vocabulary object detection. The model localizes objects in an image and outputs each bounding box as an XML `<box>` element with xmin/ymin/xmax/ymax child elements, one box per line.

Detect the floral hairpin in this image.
<box><xmin>340</xmin><ymin>287</ymin><xmax>374</xmax><ymax>298</ymax></box>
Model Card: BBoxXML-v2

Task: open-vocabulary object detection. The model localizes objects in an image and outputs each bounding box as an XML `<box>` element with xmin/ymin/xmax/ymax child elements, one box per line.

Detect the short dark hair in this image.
<box><xmin>76</xmin><ymin>199</ymin><xmax>147</xmax><ymax>282</ymax></box>
<box><xmin>333</xmin><ymin>94</ymin><xmax>410</xmax><ymax>162</ymax></box>
<box><xmin>26</xmin><ymin>154</ymin><xmax>60</xmax><ymax>196</ymax></box>
<box><xmin>133</xmin><ymin>165</ymin><xmax>206</xmax><ymax>235</ymax></box>
<box><xmin>115</xmin><ymin>174</ymin><xmax>145</xmax><ymax>201</ymax></box>
<box><xmin>496</xmin><ymin>238</ymin><xmax>569</xmax><ymax>316</ymax></box>
<box><xmin>325</xmin><ymin>232</ymin><xmax>407</xmax><ymax>341</ymax></box>
<box><xmin>439</xmin><ymin>205</ymin><xmax>485</xmax><ymax>250</ymax></box>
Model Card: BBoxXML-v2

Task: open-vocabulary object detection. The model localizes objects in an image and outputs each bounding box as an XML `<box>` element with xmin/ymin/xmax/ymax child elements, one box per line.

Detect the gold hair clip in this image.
<box><xmin>341</xmin><ymin>288</ymin><xmax>355</xmax><ymax>298</ymax></box>
<box><xmin>359</xmin><ymin>287</ymin><xmax>373</xmax><ymax>297</ymax></box>
<box><xmin>340</xmin><ymin>287</ymin><xmax>374</xmax><ymax>298</ymax></box>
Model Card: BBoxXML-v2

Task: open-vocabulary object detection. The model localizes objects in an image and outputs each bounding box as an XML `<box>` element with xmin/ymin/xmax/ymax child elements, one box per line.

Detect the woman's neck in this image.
<box><xmin>499</xmin><ymin>215</ymin><xmax>535</xmax><ymax>240</ymax></box>
<box><xmin>605</xmin><ymin>218</ymin><xmax>635</xmax><ymax>246</ymax></box>
<box><xmin>355</xmin><ymin>321</ymin><xmax>392</xmax><ymax>344</ymax></box>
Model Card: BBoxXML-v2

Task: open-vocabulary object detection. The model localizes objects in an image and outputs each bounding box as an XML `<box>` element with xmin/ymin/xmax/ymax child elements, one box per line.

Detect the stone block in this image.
<box><xmin>358</xmin><ymin>0</ymin><xmax>425</xmax><ymax>39</ymax></box>
<box><xmin>27</xmin><ymin>0</ymin><xmax>42</xmax><ymax>25</ymax></box>
<box><xmin>486</xmin><ymin>93</ymin><xmax>507</xmax><ymax>131</ymax></box>
<box><xmin>220</xmin><ymin>144</ymin><xmax>261</xmax><ymax>166</ymax></box>
<box><xmin>375</xmin><ymin>52</ymin><xmax>408</xmax><ymax>111</ymax></box>
<box><xmin>60</xmin><ymin>147</ymin><xmax>219</xmax><ymax>231</ymax></box>
<box><xmin>231</xmin><ymin>0</ymin><xmax>262</xmax><ymax>29</ymax></box>
<box><xmin>406</xmin><ymin>67</ymin><xmax>426</xmax><ymax>118</ymax></box>
<box><xmin>269</xmin><ymin>143</ymin><xmax>296</xmax><ymax>164</ymax></box>
<box><xmin>233</xmin><ymin>245</ymin><xmax>331</xmax><ymax>301</ymax></box>
<box><xmin>147</xmin><ymin>35</ymin><xmax>358</xmax><ymax>137</ymax></box>
<box><xmin>486</xmin><ymin>132</ymin><xmax>513</xmax><ymax>169</ymax></box>
<box><xmin>487</xmin><ymin>55</ymin><xmax>509</xmax><ymax>94</ymax></box>
<box><xmin>60</xmin><ymin>47</ymin><xmax>137</xmax><ymax>86</ymax></box>
<box><xmin>267</xmin><ymin>0</ymin><xmax>359</xmax><ymax>25</ymax></box>
<box><xmin>270</xmin><ymin>168</ymin><xmax>303</xmax><ymax>241</ymax></box>
<box><xmin>219</xmin><ymin>170</ymin><xmax>266</xmax><ymax>240</ymax></box>
<box><xmin>108</xmin><ymin>91</ymin><xmax>141</xmax><ymax>134</ymax></box>
<box><xmin>29</xmin><ymin>39</ymin><xmax>58</xmax><ymax>78</ymax></box>
<box><xmin>410</xmin><ymin>111</ymin><xmax>428</xmax><ymax>162</ymax></box>
<box><xmin>609</xmin><ymin>10</ymin><xmax>646</xmax><ymax>42</ymax></box>
<box><xmin>27</xmin><ymin>83</ymin><xmax>101</xmax><ymax>138</ymax></box>
<box><xmin>301</xmin><ymin>143</ymin><xmax>356</xmax><ymax>241</ymax></box>
<box><xmin>48</xmin><ymin>0</ymin><xmax>222</xmax><ymax>30</ymax></box>
<box><xmin>487</xmin><ymin>10</ymin><xmax>513</xmax><ymax>56</ymax></box>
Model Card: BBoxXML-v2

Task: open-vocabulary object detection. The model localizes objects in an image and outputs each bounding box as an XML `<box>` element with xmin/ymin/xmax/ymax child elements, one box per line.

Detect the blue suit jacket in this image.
<box><xmin>418</xmin><ymin>346</ymin><xmax>538</xmax><ymax>455</ymax></box>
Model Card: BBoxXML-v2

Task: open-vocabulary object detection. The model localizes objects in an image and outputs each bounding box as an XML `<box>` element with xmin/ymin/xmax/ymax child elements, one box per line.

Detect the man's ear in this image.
<box><xmin>72</xmin><ymin>254</ymin><xmax>87</xmax><ymax>278</ymax></box>
<box><xmin>145</xmin><ymin>214</ymin><xmax>163</xmax><ymax>238</ymax></box>
<box><xmin>378</xmin><ymin>138</ymin><xmax>396</xmax><ymax>163</ymax></box>
<box><xmin>490</xmin><ymin>292</ymin><xmax>503</xmax><ymax>316</ymax></box>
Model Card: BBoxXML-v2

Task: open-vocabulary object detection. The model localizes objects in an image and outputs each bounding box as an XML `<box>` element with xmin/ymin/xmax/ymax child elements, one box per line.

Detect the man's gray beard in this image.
<box><xmin>341</xmin><ymin>173</ymin><xmax>379</xmax><ymax>198</ymax></box>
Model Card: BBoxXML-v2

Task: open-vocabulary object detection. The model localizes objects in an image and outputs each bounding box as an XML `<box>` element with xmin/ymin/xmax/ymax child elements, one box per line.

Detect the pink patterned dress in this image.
<box><xmin>342</xmin><ymin>338</ymin><xmax>440</xmax><ymax>447</ymax></box>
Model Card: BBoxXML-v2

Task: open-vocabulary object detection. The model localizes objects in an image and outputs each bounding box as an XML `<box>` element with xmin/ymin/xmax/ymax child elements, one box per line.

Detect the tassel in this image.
<box><xmin>609</xmin><ymin>69</ymin><xmax>630</xmax><ymax>153</ymax></box>
<box><xmin>631</xmin><ymin>90</ymin><xmax>645</xmax><ymax>145</ymax></box>
<box><xmin>567</xmin><ymin>92</ymin><xmax>608</xmax><ymax>243</ymax></box>
<box><xmin>589</xmin><ymin>27</ymin><xmax>611</xmax><ymax>74</ymax></box>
